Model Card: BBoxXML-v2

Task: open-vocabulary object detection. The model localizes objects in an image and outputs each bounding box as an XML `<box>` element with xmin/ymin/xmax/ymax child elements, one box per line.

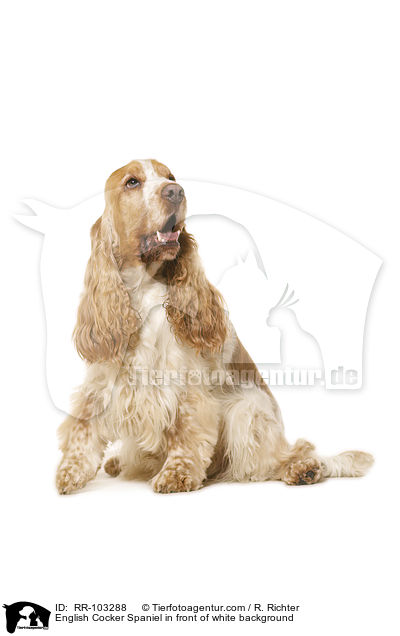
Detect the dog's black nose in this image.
<box><xmin>161</xmin><ymin>183</ymin><xmax>184</xmax><ymax>204</ymax></box>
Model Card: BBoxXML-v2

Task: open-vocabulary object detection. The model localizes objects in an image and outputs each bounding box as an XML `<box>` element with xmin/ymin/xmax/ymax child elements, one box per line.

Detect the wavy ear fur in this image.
<box><xmin>163</xmin><ymin>229</ymin><xmax>228</xmax><ymax>354</ymax></box>
<box><xmin>73</xmin><ymin>216</ymin><xmax>139</xmax><ymax>363</ymax></box>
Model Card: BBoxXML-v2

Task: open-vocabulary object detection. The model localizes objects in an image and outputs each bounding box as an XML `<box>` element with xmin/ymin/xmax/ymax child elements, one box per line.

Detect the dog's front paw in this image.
<box><xmin>283</xmin><ymin>457</ymin><xmax>322</xmax><ymax>485</ymax></box>
<box><xmin>152</xmin><ymin>467</ymin><xmax>201</xmax><ymax>494</ymax></box>
<box><xmin>56</xmin><ymin>455</ymin><xmax>97</xmax><ymax>494</ymax></box>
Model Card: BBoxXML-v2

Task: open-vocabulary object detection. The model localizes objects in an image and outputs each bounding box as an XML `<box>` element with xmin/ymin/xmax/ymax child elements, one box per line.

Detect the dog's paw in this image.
<box><xmin>56</xmin><ymin>455</ymin><xmax>97</xmax><ymax>494</ymax></box>
<box><xmin>283</xmin><ymin>457</ymin><xmax>322</xmax><ymax>486</ymax></box>
<box><xmin>104</xmin><ymin>456</ymin><xmax>121</xmax><ymax>477</ymax></box>
<box><xmin>152</xmin><ymin>467</ymin><xmax>200</xmax><ymax>494</ymax></box>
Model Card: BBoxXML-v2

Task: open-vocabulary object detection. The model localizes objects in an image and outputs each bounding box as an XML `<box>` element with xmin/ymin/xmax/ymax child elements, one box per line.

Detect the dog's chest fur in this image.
<box><xmin>102</xmin><ymin>267</ymin><xmax>209</xmax><ymax>442</ymax></box>
<box><xmin>121</xmin><ymin>265</ymin><xmax>188</xmax><ymax>370</ymax></box>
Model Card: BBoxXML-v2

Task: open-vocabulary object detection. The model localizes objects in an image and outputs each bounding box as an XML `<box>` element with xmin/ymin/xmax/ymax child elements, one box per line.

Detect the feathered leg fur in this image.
<box><xmin>151</xmin><ymin>390</ymin><xmax>219</xmax><ymax>493</ymax></box>
<box><xmin>56</xmin><ymin>415</ymin><xmax>106</xmax><ymax>494</ymax></box>
<box><xmin>215</xmin><ymin>386</ymin><xmax>373</xmax><ymax>486</ymax></box>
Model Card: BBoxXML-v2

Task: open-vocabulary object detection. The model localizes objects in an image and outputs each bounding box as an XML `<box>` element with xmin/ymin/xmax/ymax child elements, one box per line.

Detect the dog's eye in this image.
<box><xmin>126</xmin><ymin>177</ymin><xmax>140</xmax><ymax>189</ymax></box>
<box><xmin>168</xmin><ymin>174</ymin><xmax>176</xmax><ymax>181</ymax></box>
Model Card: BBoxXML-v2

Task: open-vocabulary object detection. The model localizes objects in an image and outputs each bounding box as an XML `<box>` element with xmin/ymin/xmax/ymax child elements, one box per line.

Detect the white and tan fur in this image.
<box><xmin>56</xmin><ymin>159</ymin><xmax>373</xmax><ymax>494</ymax></box>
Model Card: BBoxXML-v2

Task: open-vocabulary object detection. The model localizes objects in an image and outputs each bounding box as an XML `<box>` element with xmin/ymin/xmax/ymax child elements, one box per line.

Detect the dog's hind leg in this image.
<box><xmin>220</xmin><ymin>385</ymin><xmax>288</xmax><ymax>481</ymax></box>
<box><xmin>104</xmin><ymin>456</ymin><xmax>122</xmax><ymax>477</ymax></box>
<box><xmin>220</xmin><ymin>385</ymin><xmax>373</xmax><ymax>485</ymax></box>
<box><xmin>279</xmin><ymin>445</ymin><xmax>374</xmax><ymax>485</ymax></box>
<box><xmin>276</xmin><ymin>439</ymin><xmax>323</xmax><ymax>485</ymax></box>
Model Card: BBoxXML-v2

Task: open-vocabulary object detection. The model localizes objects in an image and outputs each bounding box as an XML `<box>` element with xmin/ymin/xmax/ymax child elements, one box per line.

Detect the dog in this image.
<box><xmin>56</xmin><ymin>159</ymin><xmax>373</xmax><ymax>494</ymax></box>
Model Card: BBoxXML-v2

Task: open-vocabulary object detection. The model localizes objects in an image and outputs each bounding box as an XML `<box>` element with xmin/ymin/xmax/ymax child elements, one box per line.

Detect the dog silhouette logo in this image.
<box><xmin>16</xmin><ymin>180</ymin><xmax>382</xmax><ymax>403</ymax></box>
<box><xmin>2</xmin><ymin>602</ymin><xmax>50</xmax><ymax>633</ymax></box>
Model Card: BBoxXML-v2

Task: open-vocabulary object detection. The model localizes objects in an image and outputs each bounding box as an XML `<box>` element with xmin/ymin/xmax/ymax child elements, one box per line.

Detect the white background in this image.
<box><xmin>1</xmin><ymin>1</ymin><xmax>399</xmax><ymax>635</ymax></box>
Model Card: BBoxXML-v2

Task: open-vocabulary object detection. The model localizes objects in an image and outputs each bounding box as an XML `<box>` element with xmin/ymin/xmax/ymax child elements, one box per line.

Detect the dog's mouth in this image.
<box><xmin>140</xmin><ymin>213</ymin><xmax>181</xmax><ymax>257</ymax></box>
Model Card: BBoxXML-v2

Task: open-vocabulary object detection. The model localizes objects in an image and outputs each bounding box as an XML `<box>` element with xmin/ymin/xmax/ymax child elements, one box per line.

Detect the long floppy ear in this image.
<box><xmin>73</xmin><ymin>216</ymin><xmax>139</xmax><ymax>363</ymax></box>
<box><xmin>163</xmin><ymin>228</ymin><xmax>228</xmax><ymax>354</ymax></box>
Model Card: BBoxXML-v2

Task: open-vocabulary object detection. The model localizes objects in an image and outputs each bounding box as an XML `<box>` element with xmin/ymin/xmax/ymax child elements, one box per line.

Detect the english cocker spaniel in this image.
<box><xmin>56</xmin><ymin>159</ymin><xmax>373</xmax><ymax>494</ymax></box>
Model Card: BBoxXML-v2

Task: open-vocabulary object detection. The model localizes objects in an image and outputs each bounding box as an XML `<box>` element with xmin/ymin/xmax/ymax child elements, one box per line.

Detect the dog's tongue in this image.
<box><xmin>156</xmin><ymin>230</ymin><xmax>180</xmax><ymax>243</ymax></box>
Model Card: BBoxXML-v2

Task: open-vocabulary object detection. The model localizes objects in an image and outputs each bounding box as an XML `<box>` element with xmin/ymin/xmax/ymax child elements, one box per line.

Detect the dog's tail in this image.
<box><xmin>320</xmin><ymin>450</ymin><xmax>374</xmax><ymax>478</ymax></box>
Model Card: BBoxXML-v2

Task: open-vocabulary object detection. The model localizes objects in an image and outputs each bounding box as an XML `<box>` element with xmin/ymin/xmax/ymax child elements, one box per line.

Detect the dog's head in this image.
<box><xmin>74</xmin><ymin>159</ymin><xmax>227</xmax><ymax>363</ymax></box>
<box><xmin>106</xmin><ymin>159</ymin><xmax>187</xmax><ymax>265</ymax></box>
